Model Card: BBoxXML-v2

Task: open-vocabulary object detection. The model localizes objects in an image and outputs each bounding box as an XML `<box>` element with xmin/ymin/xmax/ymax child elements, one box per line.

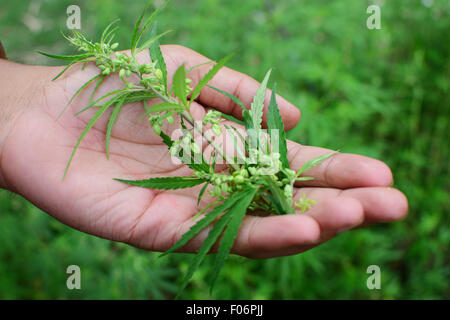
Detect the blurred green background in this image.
<box><xmin>0</xmin><ymin>0</ymin><xmax>448</xmax><ymax>299</ymax></box>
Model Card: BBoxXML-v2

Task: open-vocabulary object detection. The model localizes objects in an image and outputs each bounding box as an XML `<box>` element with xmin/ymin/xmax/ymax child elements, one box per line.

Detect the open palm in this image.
<box><xmin>1</xmin><ymin>45</ymin><xmax>408</xmax><ymax>259</ymax></box>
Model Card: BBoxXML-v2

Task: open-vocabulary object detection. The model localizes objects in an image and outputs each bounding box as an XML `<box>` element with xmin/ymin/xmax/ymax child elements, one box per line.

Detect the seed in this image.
<box><xmin>155</xmin><ymin>68</ymin><xmax>163</xmax><ymax>80</ymax></box>
<box><xmin>234</xmin><ymin>175</ymin><xmax>245</xmax><ymax>184</ymax></box>
<box><xmin>240</xmin><ymin>169</ymin><xmax>249</xmax><ymax>178</ymax></box>
<box><xmin>153</xmin><ymin>124</ymin><xmax>161</xmax><ymax>135</ymax></box>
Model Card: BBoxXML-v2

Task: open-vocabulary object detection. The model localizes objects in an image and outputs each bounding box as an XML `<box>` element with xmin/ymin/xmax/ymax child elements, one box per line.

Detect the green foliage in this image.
<box><xmin>0</xmin><ymin>0</ymin><xmax>448</xmax><ymax>300</ymax></box>
<box><xmin>208</xmin><ymin>84</ymin><xmax>252</xmax><ymax>128</ymax></box>
<box><xmin>267</xmin><ymin>84</ymin><xmax>289</xmax><ymax>169</ymax></box>
<box><xmin>189</xmin><ymin>53</ymin><xmax>234</xmax><ymax>103</ymax></box>
<box><xmin>176</xmin><ymin>188</ymin><xmax>257</xmax><ymax>297</ymax></box>
<box><xmin>105</xmin><ymin>98</ymin><xmax>124</xmax><ymax>159</ymax></box>
<box><xmin>210</xmin><ymin>188</ymin><xmax>257</xmax><ymax>290</ymax></box>
<box><xmin>149</xmin><ymin>23</ymin><xmax>168</xmax><ymax>94</ymax></box>
<box><xmin>249</xmin><ymin>69</ymin><xmax>271</xmax><ymax>132</ymax></box>
<box><xmin>172</xmin><ymin>64</ymin><xmax>188</xmax><ymax>105</ymax></box>
<box><xmin>114</xmin><ymin>176</ymin><xmax>207</xmax><ymax>189</ymax></box>
<box><xmin>295</xmin><ymin>152</ymin><xmax>337</xmax><ymax>178</ymax></box>
<box><xmin>64</xmin><ymin>103</ymin><xmax>110</xmax><ymax>178</ymax></box>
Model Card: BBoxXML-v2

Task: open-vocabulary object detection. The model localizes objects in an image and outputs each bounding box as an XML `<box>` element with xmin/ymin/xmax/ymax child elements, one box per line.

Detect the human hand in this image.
<box><xmin>0</xmin><ymin>45</ymin><xmax>408</xmax><ymax>258</ymax></box>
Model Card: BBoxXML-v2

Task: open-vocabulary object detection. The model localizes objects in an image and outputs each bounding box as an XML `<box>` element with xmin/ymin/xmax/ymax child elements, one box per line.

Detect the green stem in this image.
<box><xmin>134</xmin><ymin>70</ymin><xmax>240</xmax><ymax>171</ymax></box>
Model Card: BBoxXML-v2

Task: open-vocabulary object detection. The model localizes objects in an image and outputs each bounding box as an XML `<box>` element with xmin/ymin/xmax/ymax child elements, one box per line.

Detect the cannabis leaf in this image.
<box><xmin>189</xmin><ymin>53</ymin><xmax>234</xmax><ymax>104</ymax></box>
<box><xmin>56</xmin><ymin>73</ymin><xmax>103</xmax><ymax>120</ymax></box>
<box><xmin>296</xmin><ymin>152</ymin><xmax>337</xmax><ymax>178</ymax></box>
<box><xmin>207</xmin><ymin>85</ymin><xmax>252</xmax><ymax>128</ymax></box>
<box><xmin>63</xmin><ymin>102</ymin><xmax>111</xmax><ymax>178</ymax></box>
<box><xmin>249</xmin><ymin>68</ymin><xmax>272</xmax><ymax>131</ymax></box>
<box><xmin>264</xmin><ymin>176</ymin><xmax>295</xmax><ymax>214</ymax></box>
<box><xmin>105</xmin><ymin>97</ymin><xmax>125</xmax><ymax>159</ymax></box>
<box><xmin>114</xmin><ymin>176</ymin><xmax>207</xmax><ymax>190</ymax></box>
<box><xmin>149</xmin><ymin>22</ymin><xmax>168</xmax><ymax>94</ymax></box>
<box><xmin>36</xmin><ymin>51</ymin><xmax>92</xmax><ymax>61</ymax></box>
<box><xmin>267</xmin><ymin>83</ymin><xmax>289</xmax><ymax>169</ymax></box>
<box><xmin>130</xmin><ymin>0</ymin><xmax>167</xmax><ymax>56</ymax></box>
<box><xmin>174</xmin><ymin>188</ymin><xmax>257</xmax><ymax>298</ymax></box>
<box><xmin>209</xmin><ymin>187</ymin><xmax>257</xmax><ymax>290</ymax></box>
<box><xmin>172</xmin><ymin>64</ymin><xmax>188</xmax><ymax>106</ymax></box>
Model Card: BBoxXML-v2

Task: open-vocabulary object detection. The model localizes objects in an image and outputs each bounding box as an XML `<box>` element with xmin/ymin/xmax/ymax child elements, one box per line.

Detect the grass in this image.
<box><xmin>0</xmin><ymin>0</ymin><xmax>448</xmax><ymax>299</ymax></box>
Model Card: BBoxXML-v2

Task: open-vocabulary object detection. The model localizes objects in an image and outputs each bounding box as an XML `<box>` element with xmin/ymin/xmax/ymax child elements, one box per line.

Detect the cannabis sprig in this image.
<box><xmin>39</xmin><ymin>0</ymin><xmax>336</xmax><ymax>298</ymax></box>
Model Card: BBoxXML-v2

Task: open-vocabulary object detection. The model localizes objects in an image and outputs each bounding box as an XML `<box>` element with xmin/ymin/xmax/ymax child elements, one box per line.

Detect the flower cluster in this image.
<box><xmin>202</xmin><ymin>110</ymin><xmax>224</xmax><ymax>136</ymax></box>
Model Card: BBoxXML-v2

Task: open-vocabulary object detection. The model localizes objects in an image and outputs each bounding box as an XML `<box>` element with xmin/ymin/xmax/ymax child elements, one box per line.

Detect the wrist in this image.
<box><xmin>0</xmin><ymin>60</ymin><xmax>45</xmax><ymax>189</ymax></box>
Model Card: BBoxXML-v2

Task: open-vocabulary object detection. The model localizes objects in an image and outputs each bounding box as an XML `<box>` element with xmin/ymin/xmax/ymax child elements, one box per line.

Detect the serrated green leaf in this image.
<box><xmin>176</xmin><ymin>210</ymin><xmax>232</xmax><ymax>299</ymax></box>
<box><xmin>209</xmin><ymin>187</ymin><xmax>257</xmax><ymax>291</ymax></box>
<box><xmin>207</xmin><ymin>85</ymin><xmax>246</xmax><ymax>111</ymax></box>
<box><xmin>120</xmin><ymin>91</ymin><xmax>156</xmax><ymax>104</ymax></box>
<box><xmin>37</xmin><ymin>51</ymin><xmax>92</xmax><ymax>61</ymax></box>
<box><xmin>130</xmin><ymin>0</ymin><xmax>152</xmax><ymax>56</ymax></box>
<box><xmin>172</xmin><ymin>64</ymin><xmax>188</xmax><ymax>106</ymax></box>
<box><xmin>267</xmin><ymin>83</ymin><xmax>289</xmax><ymax>168</ymax></box>
<box><xmin>57</xmin><ymin>73</ymin><xmax>103</xmax><ymax>120</ymax></box>
<box><xmin>147</xmin><ymin>102</ymin><xmax>185</xmax><ymax>113</ymax></box>
<box><xmin>115</xmin><ymin>176</ymin><xmax>206</xmax><ymax>190</ymax></box>
<box><xmin>162</xmin><ymin>191</ymin><xmax>249</xmax><ymax>257</ymax></box>
<box><xmin>295</xmin><ymin>152</ymin><xmax>337</xmax><ymax>177</ymax></box>
<box><xmin>264</xmin><ymin>176</ymin><xmax>295</xmax><ymax>214</ymax></box>
<box><xmin>88</xmin><ymin>75</ymin><xmax>105</xmax><ymax>105</ymax></box>
<box><xmin>105</xmin><ymin>97</ymin><xmax>125</xmax><ymax>159</ymax></box>
<box><xmin>135</xmin><ymin>1</ymin><xmax>168</xmax><ymax>54</ymax></box>
<box><xmin>197</xmin><ymin>182</ymin><xmax>209</xmax><ymax>205</ymax></box>
<box><xmin>174</xmin><ymin>189</ymin><xmax>255</xmax><ymax>298</ymax></box>
<box><xmin>249</xmin><ymin>69</ymin><xmax>272</xmax><ymax>131</ymax></box>
<box><xmin>207</xmin><ymin>85</ymin><xmax>252</xmax><ymax>128</ymax></box>
<box><xmin>186</xmin><ymin>61</ymin><xmax>213</xmax><ymax>74</ymax></box>
<box><xmin>137</xmin><ymin>30</ymin><xmax>171</xmax><ymax>53</ymax></box>
<box><xmin>101</xmin><ymin>19</ymin><xmax>120</xmax><ymax>44</ymax></box>
<box><xmin>220</xmin><ymin>113</ymin><xmax>245</xmax><ymax>125</ymax></box>
<box><xmin>74</xmin><ymin>88</ymin><xmax>129</xmax><ymax>116</ymax></box>
<box><xmin>63</xmin><ymin>103</ymin><xmax>111</xmax><ymax>179</ymax></box>
<box><xmin>189</xmin><ymin>53</ymin><xmax>233</xmax><ymax>103</ymax></box>
<box><xmin>51</xmin><ymin>60</ymin><xmax>77</xmax><ymax>80</ymax></box>
<box><xmin>102</xmin><ymin>25</ymin><xmax>119</xmax><ymax>46</ymax></box>
<box><xmin>149</xmin><ymin>22</ymin><xmax>168</xmax><ymax>94</ymax></box>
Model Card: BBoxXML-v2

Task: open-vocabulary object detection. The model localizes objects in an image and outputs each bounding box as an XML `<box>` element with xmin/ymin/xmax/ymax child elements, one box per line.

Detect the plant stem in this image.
<box><xmin>134</xmin><ymin>69</ymin><xmax>240</xmax><ymax>171</ymax></box>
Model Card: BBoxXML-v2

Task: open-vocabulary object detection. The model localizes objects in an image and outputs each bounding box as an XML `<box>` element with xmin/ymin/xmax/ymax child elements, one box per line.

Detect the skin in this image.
<box><xmin>0</xmin><ymin>45</ymin><xmax>408</xmax><ymax>259</ymax></box>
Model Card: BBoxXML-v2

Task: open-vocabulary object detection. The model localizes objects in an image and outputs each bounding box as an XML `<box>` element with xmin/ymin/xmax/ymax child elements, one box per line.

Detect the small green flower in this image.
<box><xmin>234</xmin><ymin>175</ymin><xmax>245</xmax><ymax>184</ymax></box>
